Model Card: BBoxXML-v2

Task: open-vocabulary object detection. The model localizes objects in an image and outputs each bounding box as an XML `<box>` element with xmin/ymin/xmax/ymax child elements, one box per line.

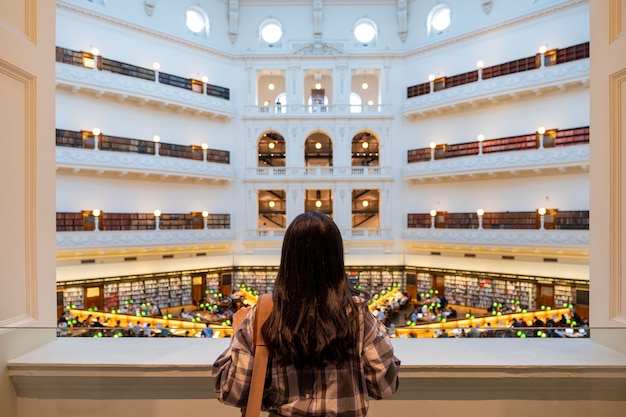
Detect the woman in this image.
<box><xmin>213</xmin><ymin>211</ymin><xmax>400</xmax><ymax>417</ymax></box>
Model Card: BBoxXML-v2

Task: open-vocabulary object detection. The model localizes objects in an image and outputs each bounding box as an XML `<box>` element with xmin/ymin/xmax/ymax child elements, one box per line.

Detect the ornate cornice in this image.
<box><xmin>403</xmin><ymin>59</ymin><xmax>590</xmax><ymax>118</ymax></box>
<box><xmin>56</xmin><ymin>147</ymin><xmax>235</xmax><ymax>183</ymax></box>
<box><xmin>56</xmin><ymin>64</ymin><xmax>235</xmax><ymax>119</ymax></box>
<box><xmin>403</xmin><ymin>228</ymin><xmax>589</xmax><ymax>250</ymax></box>
<box><xmin>403</xmin><ymin>144</ymin><xmax>589</xmax><ymax>182</ymax></box>
<box><xmin>56</xmin><ymin>229</ymin><xmax>236</xmax><ymax>251</ymax></box>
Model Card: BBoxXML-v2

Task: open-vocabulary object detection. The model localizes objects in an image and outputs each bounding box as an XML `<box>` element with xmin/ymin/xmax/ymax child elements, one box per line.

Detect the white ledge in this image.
<box><xmin>402</xmin><ymin>59</ymin><xmax>589</xmax><ymax>118</ymax></box>
<box><xmin>56</xmin><ymin>229</ymin><xmax>236</xmax><ymax>252</ymax></box>
<box><xmin>403</xmin><ymin>145</ymin><xmax>589</xmax><ymax>183</ymax></box>
<box><xmin>403</xmin><ymin>228</ymin><xmax>589</xmax><ymax>251</ymax></box>
<box><xmin>56</xmin><ymin>147</ymin><xmax>235</xmax><ymax>184</ymax></box>
<box><xmin>245</xmin><ymin>166</ymin><xmax>393</xmax><ymax>181</ymax></box>
<box><xmin>7</xmin><ymin>337</ymin><xmax>626</xmax><ymax>400</ymax></box>
<box><xmin>56</xmin><ymin>63</ymin><xmax>235</xmax><ymax>119</ymax></box>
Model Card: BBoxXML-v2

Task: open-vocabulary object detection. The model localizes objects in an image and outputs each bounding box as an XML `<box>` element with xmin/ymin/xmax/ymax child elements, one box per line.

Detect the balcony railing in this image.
<box><xmin>243</xmin><ymin>103</ymin><xmax>393</xmax><ymax>118</ymax></box>
<box><xmin>248</xmin><ymin>165</ymin><xmax>391</xmax><ymax>179</ymax></box>
<box><xmin>245</xmin><ymin>228</ymin><xmax>391</xmax><ymax>241</ymax></box>
<box><xmin>56</xmin><ymin>229</ymin><xmax>235</xmax><ymax>252</ymax></box>
<box><xmin>56</xmin><ymin>146</ymin><xmax>235</xmax><ymax>183</ymax></box>
<box><xmin>403</xmin><ymin>228</ymin><xmax>589</xmax><ymax>251</ymax></box>
<box><xmin>402</xmin><ymin>58</ymin><xmax>589</xmax><ymax>118</ymax></box>
<box><xmin>403</xmin><ymin>144</ymin><xmax>589</xmax><ymax>183</ymax></box>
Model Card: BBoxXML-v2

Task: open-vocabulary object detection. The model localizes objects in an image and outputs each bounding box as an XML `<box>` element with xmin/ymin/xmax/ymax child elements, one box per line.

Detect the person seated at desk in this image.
<box><xmin>160</xmin><ymin>325</ymin><xmax>171</xmax><ymax>337</ymax></box>
<box><xmin>180</xmin><ymin>308</ymin><xmax>195</xmax><ymax>320</ymax></box>
<box><xmin>201</xmin><ymin>323</ymin><xmax>214</xmax><ymax>338</ymax></box>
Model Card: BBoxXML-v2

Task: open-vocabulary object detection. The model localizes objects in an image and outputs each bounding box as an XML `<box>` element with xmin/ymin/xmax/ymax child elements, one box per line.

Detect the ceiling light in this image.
<box><xmin>362</xmin><ymin>200</ymin><xmax>369</xmax><ymax>207</ymax></box>
<box><xmin>268</xmin><ymin>142</ymin><xmax>275</xmax><ymax>149</ymax></box>
<box><xmin>268</xmin><ymin>201</ymin><xmax>276</xmax><ymax>208</ymax></box>
<box><xmin>362</xmin><ymin>142</ymin><xmax>369</xmax><ymax>149</ymax></box>
<box><xmin>315</xmin><ymin>142</ymin><xmax>322</xmax><ymax>150</ymax></box>
<box><xmin>315</xmin><ymin>200</ymin><xmax>322</xmax><ymax>208</ymax></box>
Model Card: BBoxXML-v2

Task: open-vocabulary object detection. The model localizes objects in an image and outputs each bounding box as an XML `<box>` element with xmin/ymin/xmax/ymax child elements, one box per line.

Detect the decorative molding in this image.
<box><xmin>56</xmin><ymin>147</ymin><xmax>235</xmax><ymax>183</ymax></box>
<box><xmin>292</xmin><ymin>42</ymin><xmax>345</xmax><ymax>56</ymax></box>
<box><xmin>403</xmin><ymin>145</ymin><xmax>589</xmax><ymax>183</ymax></box>
<box><xmin>403</xmin><ymin>228</ymin><xmax>589</xmax><ymax>250</ymax></box>
<box><xmin>55</xmin><ymin>63</ymin><xmax>235</xmax><ymax>119</ymax></box>
<box><xmin>397</xmin><ymin>0</ymin><xmax>408</xmax><ymax>42</ymax></box>
<box><xmin>144</xmin><ymin>0</ymin><xmax>155</xmax><ymax>16</ymax></box>
<box><xmin>403</xmin><ymin>59</ymin><xmax>590</xmax><ymax>118</ymax></box>
<box><xmin>482</xmin><ymin>0</ymin><xmax>493</xmax><ymax>15</ymax></box>
<box><xmin>228</xmin><ymin>0</ymin><xmax>239</xmax><ymax>43</ymax></box>
<box><xmin>56</xmin><ymin>229</ymin><xmax>236</xmax><ymax>251</ymax></box>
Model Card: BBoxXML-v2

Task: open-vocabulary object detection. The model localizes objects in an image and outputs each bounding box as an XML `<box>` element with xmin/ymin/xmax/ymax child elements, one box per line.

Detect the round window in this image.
<box><xmin>186</xmin><ymin>8</ymin><xmax>207</xmax><ymax>34</ymax></box>
<box><xmin>261</xmin><ymin>20</ymin><xmax>283</xmax><ymax>44</ymax></box>
<box><xmin>429</xmin><ymin>5</ymin><xmax>451</xmax><ymax>33</ymax></box>
<box><xmin>354</xmin><ymin>19</ymin><xmax>377</xmax><ymax>44</ymax></box>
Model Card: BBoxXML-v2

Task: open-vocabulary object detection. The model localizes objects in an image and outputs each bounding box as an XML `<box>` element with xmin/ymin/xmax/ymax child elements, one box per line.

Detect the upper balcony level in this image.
<box><xmin>403</xmin><ymin>42</ymin><xmax>589</xmax><ymax>118</ymax></box>
<box><xmin>55</xmin><ymin>129</ymin><xmax>234</xmax><ymax>184</ymax></box>
<box><xmin>55</xmin><ymin>47</ymin><xmax>235</xmax><ymax>120</ymax></box>
<box><xmin>403</xmin><ymin>126</ymin><xmax>589</xmax><ymax>183</ymax></box>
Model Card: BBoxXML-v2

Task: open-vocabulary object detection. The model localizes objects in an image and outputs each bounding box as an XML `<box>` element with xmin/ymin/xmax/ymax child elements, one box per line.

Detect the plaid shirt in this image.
<box><xmin>213</xmin><ymin>301</ymin><xmax>400</xmax><ymax>417</ymax></box>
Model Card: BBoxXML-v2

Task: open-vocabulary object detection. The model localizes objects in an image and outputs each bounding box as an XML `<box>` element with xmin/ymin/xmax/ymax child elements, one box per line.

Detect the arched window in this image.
<box><xmin>350</xmin><ymin>92</ymin><xmax>362</xmax><ymax>114</ymax></box>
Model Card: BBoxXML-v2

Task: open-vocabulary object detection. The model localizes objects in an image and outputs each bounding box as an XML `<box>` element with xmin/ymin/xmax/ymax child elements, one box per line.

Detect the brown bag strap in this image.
<box><xmin>245</xmin><ymin>294</ymin><xmax>274</xmax><ymax>417</ymax></box>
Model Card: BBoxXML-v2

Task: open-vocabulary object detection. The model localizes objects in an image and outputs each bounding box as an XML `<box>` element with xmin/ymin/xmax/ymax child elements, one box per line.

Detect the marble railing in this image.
<box><xmin>402</xmin><ymin>59</ymin><xmax>589</xmax><ymax>118</ymax></box>
<box><xmin>403</xmin><ymin>144</ymin><xmax>589</xmax><ymax>182</ymax></box>
<box><xmin>56</xmin><ymin>146</ymin><xmax>235</xmax><ymax>183</ymax></box>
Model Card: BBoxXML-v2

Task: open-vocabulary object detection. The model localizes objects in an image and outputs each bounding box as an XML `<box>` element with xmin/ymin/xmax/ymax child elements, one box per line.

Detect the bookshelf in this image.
<box><xmin>442</xmin><ymin>141</ymin><xmax>479</xmax><ymax>159</ymax></box>
<box><xmin>100</xmin><ymin>135</ymin><xmax>155</xmax><ymax>155</ymax></box>
<box><xmin>206</xmin><ymin>214</ymin><xmax>231</xmax><ymax>229</ymax></box>
<box><xmin>406</xmin><ymin>81</ymin><xmax>430</xmax><ymax>99</ymax></box>
<box><xmin>554</xmin><ymin>127</ymin><xmax>590</xmax><ymax>147</ymax></box>
<box><xmin>56</xmin><ymin>129</ymin><xmax>94</xmax><ymax>148</ymax></box>
<box><xmin>407</xmin><ymin>148</ymin><xmax>431</xmax><ymax>163</ymax></box>
<box><xmin>206</xmin><ymin>148</ymin><xmax>231</xmax><ymax>164</ymax></box>
<box><xmin>99</xmin><ymin>57</ymin><xmax>156</xmax><ymax>81</ymax></box>
<box><xmin>407</xmin><ymin>213</ymin><xmax>431</xmax><ymax>228</ymax></box>
<box><xmin>158</xmin><ymin>143</ymin><xmax>203</xmax><ymax>161</ymax></box>
<box><xmin>158</xmin><ymin>72</ymin><xmax>193</xmax><ymax>91</ymax></box>
<box><xmin>206</xmin><ymin>83</ymin><xmax>230</xmax><ymax>100</ymax></box>
<box><xmin>159</xmin><ymin>213</ymin><xmax>195</xmax><ymax>230</ymax></box>
<box><xmin>63</xmin><ymin>287</ymin><xmax>85</xmax><ymax>309</ymax></box>
<box><xmin>445</xmin><ymin>70</ymin><xmax>479</xmax><ymax>89</ymax></box>
<box><xmin>103</xmin><ymin>283</ymin><xmax>119</xmax><ymax>312</ymax></box>
<box><xmin>56</xmin><ymin>212</ymin><xmax>84</xmax><ymax>231</ymax></box>
<box><xmin>482</xmin><ymin>134</ymin><xmax>538</xmax><ymax>153</ymax></box>
<box><xmin>444</xmin><ymin>212</ymin><xmax>478</xmax><ymax>229</ymax></box>
<box><xmin>481</xmin><ymin>211</ymin><xmax>538</xmax><ymax>230</ymax></box>
<box><xmin>181</xmin><ymin>275</ymin><xmax>193</xmax><ymax>305</ymax></box>
<box><xmin>555</xmin><ymin>210</ymin><xmax>589</xmax><ymax>230</ymax></box>
<box><xmin>55</xmin><ymin>47</ymin><xmax>95</xmax><ymax>68</ymax></box>
<box><xmin>555</xmin><ymin>42</ymin><xmax>590</xmax><ymax>65</ymax></box>
<box><xmin>481</xmin><ymin>55</ymin><xmax>538</xmax><ymax>80</ymax></box>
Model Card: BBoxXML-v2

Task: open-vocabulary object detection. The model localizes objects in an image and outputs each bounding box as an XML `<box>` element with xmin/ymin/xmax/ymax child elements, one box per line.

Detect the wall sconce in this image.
<box><xmin>476</xmin><ymin>208</ymin><xmax>484</xmax><ymax>230</ymax></box>
<box><xmin>315</xmin><ymin>142</ymin><xmax>322</xmax><ymax>150</ymax></box>
<box><xmin>538</xmin><ymin>207</ymin><xmax>547</xmax><ymax>230</ymax></box>
<box><xmin>538</xmin><ymin>45</ymin><xmax>548</xmax><ymax>54</ymax></box>
<box><xmin>428</xmin><ymin>74</ymin><xmax>435</xmax><ymax>82</ymax></box>
<box><xmin>367</xmin><ymin>100</ymin><xmax>374</xmax><ymax>106</ymax></box>
<box><xmin>476</xmin><ymin>60</ymin><xmax>484</xmax><ymax>68</ymax></box>
<box><xmin>152</xmin><ymin>62</ymin><xmax>161</xmax><ymax>71</ymax></box>
<box><xmin>201</xmin><ymin>75</ymin><xmax>208</xmax><ymax>83</ymax></box>
<box><xmin>430</xmin><ymin>209</ymin><xmax>437</xmax><ymax>229</ymax></box>
<box><xmin>202</xmin><ymin>210</ymin><xmax>209</xmax><ymax>229</ymax></box>
<box><xmin>92</xmin><ymin>128</ymin><xmax>101</xmax><ymax>136</ymax></box>
<box><xmin>92</xmin><ymin>209</ymin><xmax>101</xmax><ymax>232</ymax></box>
<box><xmin>314</xmin><ymin>72</ymin><xmax>322</xmax><ymax>89</ymax></box>
<box><xmin>153</xmin><ymin>135</ymin><xmax>160</xmax><ymax>156</ymax></box>
<box><xmin>537</xmin><ymin>126</ymin><xmax>546</xmax><ymax>149</ymax></box>
<box><xmin>362</xmin><ymin>71</ymin><xmax>368</xmax><ymax>90</ymax></box>
<box><xmin>268</xmin><ymin>72</ymin><xmax>275</xmax><ymax>91</ymax></box>
<box><xmin>91</xmin><ymin>47</ymin><xmax>100</xmax><ymax>57</ymax></box>
<box><xmin>429</xmin><ymin>142</ymin><xmax>437</xmax><ymax>161</ymax></box>
<box><xmin>153</xmin><ymin>209</ymin><xmax>161</xmax><ymax>230</ymax></box>
<box><xmin>315</xmin><ymin>200</ymin><xmax>322</xmax><ymax>208</ymax></box>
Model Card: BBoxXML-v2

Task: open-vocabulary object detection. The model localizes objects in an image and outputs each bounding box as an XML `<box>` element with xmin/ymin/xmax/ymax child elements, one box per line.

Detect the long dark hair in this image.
<box><xmin>261</xmin><ymin>211</ymin><xmax>360</xmax><ymax>368</ymax></box>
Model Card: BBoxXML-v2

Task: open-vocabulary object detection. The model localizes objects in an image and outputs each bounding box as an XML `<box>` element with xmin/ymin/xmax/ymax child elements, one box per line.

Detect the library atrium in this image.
<box><xmin>1</xmin><ymin>0</ymin><xmax>626</xmax><ymax>416</ymax></box>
